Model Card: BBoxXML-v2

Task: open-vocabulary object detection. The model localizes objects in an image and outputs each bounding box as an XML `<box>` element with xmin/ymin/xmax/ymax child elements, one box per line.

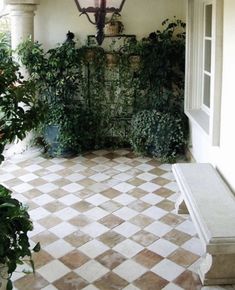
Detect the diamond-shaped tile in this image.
<box><xmin>133</xmin><ymin>271</ymin><xmax>168</xmax><ymax>290</ymax></box>
<box><xmin>99</xmin><ymin>214</ymin><xmax>125</xmax><ymax>229</ymax></box>
<box><xmin>113</xmin><ymin>222</ymin><xmax>140</xmax><ymax>238</ymax></box>
<box><xmin>133</xmin><ymin>249</ymin><xmax>163</xmax><ymax>268</ymax></box>
<box><xmin>152</xmin><ymin>259</ymin><xmax>184</xmax><ymax>281</ymax></box>
<box><xmin>113</xmin><ymin>260</ymin><xmax>146</xmax><ymax>282</ymax></box>
<box><xmin>131</xmin><ymin>230</ymin><xmax>159</xmax><ymax>247</ymax></box>
<box><xmin>94</xmin><ymin>271</ymin><xmax>129</xmax><ymax>290</ymax></box>
<box><xmin>96</xmin><ymin>249</ymin><xmax>126</xmax><ymax>270</ymax></box>
<box><xmin>79</xmin><ymin>239</ymin><xmax>109</xmax><ymax>258</ymax></box>
<box><xmin>81</xmin><ymin>222</ymin><xmax>109</xmax><ymax>238</ymax></box>
<box><xmin>113</xmin><ymin>239</ymin><xmax>144</xmax><ymax>258</ymax></box>
<box><xmin>59</xmin><ymin>249</ymin><xmax>90</xmax><ymax>269</ymax></box>
<box><xmin>75</xmin><ymin>260</ymin><xmax>109</xmax><ymax>282</ymax></box>
<box><xmin>148</xmin><ymin>239</ymin><xmax>178</xmax><ymax>258</ymax></box>
<box><xmin>44</xmin><ymin>239</ymin><xmax>74</xmax><ymax>258</ymax></box>
<box><xmin>37</xmin><ymin>260</ymin><xmax>70</xmax><ymax>283</ymax></box>
<box><xmin>53</xmin><ymin>272</ymin><xmax>89</xmax><ymax>290</ymax></box>
<box><xmin>98</xmin><ymin>230</ymin><xmax>125</xmax><ymax>247</ymax></box>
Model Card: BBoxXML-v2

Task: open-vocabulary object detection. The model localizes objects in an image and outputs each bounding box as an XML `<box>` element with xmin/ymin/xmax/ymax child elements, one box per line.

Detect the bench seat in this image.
<box><xmin>172</xmin><ymin>163</ymin><xmax>235</xmax><ymax>286</ymax></box>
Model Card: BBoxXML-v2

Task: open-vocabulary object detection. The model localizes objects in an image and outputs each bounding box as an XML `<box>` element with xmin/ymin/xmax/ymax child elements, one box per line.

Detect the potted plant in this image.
<box><xmin>18</xmin><ymin>34</ymin><xmax>84</xmax><ymax>157</ymax></box>
<box><xmin>0</xmin><ymin>33</ymin><xmax>41</xmax><ymax>290</ymax></box>
<box><xmin>105</xmin><ymin>13</ymin><xmax>124</xmax><ymax>36</ymax></box>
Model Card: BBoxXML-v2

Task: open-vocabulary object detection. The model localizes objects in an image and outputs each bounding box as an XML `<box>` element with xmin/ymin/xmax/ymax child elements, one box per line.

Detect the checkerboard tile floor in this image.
<box><xmin>1</xmin><ymin>149</ymin><xmax>234</xmax><ymax>290</ymax></box>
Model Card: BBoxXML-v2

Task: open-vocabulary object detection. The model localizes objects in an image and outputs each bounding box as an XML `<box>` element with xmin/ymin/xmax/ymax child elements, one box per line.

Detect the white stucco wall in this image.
<box><xmin>189</xmin><ymin>0</ymin><xmax>235</xmax><ymax>191</ymax></box>
<box><xmin>34</xmin><ymin>0</ymin><xmax>186</xmax><ymax>49</ymax></box>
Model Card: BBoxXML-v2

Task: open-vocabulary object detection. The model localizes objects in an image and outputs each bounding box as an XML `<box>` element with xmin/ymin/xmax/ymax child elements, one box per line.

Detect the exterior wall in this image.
<box><xmin>34</xmin><ymin>0</ymin><xmax>186</xmax><ymax>50</ymax></box>
<box><xmin>188</xmin><ymin>0</ymin><xmax>235</xmax><ymax>191</ymax></box>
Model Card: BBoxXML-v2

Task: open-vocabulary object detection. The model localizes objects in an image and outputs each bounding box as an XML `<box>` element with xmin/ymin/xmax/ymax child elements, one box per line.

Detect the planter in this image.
<box><xmin>129</xmin><ymin>54</ymin><xmax>141</xmax><ymax>71</ymax></box>
<box><xmin>105</xmin><ymin>21</ymin><xmax>124</xmax><ymax>36</ymax></box>
<box><xmin>0</xmin><ymin>265</ymin><xmax>8</xmax><ymax>290</ymax></box>
<box><xmin>106</xmin><ymin>53</ymin><xmax>119</xmax><ymax>68</ymax></box>
<box><xmin>44</xmin><ymin>125</ymin><xmax>76</xmax><ymax>158</ymax></box>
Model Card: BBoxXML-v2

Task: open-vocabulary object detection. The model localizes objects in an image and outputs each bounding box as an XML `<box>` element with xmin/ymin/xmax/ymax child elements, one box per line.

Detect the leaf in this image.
<box><xmin>33</xmin><ymin>242</ymin><xmax>41</xmax><ymax>253</ymax></box>
<box><xmin>6</xmin><ymin>279</ymin><xmax>13</xmax><ymax>290</ymax></box>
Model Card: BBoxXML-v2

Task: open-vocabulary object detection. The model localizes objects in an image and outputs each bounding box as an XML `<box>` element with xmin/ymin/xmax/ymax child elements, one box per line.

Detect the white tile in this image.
<box><xmin>47</xmin><ymin>164</ymin><xmax>65</xmax><ymax>172</ymax></box>
<box><xmin>113</xmin><ymin>207</ymin><xmax>138</xmax><ymax>220</ymax></box>
<box><xmin>18</xmin><ymin>173</ymin><xmax>38</xmax><ymax>182</ymax></box>
<box><xmin>12</xmin><ymin>183</ymin><xmax>34</xmax><ymax>193</ymax></box>
<box><xmin>148</xmin><ymin>239</ymin><xmax>178</xmax><ymax>257</ymax></box>
<box><xmin>44</xmin><ymin>239</ymin><xmax>74</xmax><ymax>258</ymax></box>
<box><xmin>123</xmin><ymin>285</ymin><xmax>140</xmax><ymax>290</ymax></box>
<box><xmin>32</xmin><ymin>194</ymin><xmax>55</xmax><ymax>206</ymax></box>
<box><xmin>113</xmin><ymin>182</ymin><xmax>135</xmax><ymax>193</ymax></box>
<box><xmin>145</xmin><ymin>221</ymin><xmax>172</xmax><ymax>237</ymax></box>
<box><xmin>152</xmin><ymin>259</ymin><xmax>184</xmax><ymax>281</ymax></box>
<box><xmin>89</xmin><ymin>173</ymin><xmax>109</xmax><ymax>182</ymax></box>
<box><xmin>182</xmin><ymin>237</ymin><xmax>205</xmax><ymax>256</ymax></box>
<box><xmin>113</xmin><ymin>260</ymin><xmax>146</xmax><ymax>282</ymax></box>
<box><xmin>164</xmin><ymin>181</ymin><xmax>179</xmax><ymax>192</ymax></box>
<box><xmin>3</xmin><ymin>164</ymin><xmax>20</xmax><ymax>172</ymax></box>
<box><xmin>142</xmin><ymin>206</ymin><xmax>167</xmax><ymax>220</ymax></box>
<box><xmin>88</xmin><ymin>183</ymin><xmax>109</xmax><ymax>193</ymax></box>
<box><xmin>104</xmin><ymin>178</ymin><xmax>121</xmax><ymax>187</ymax></box>
<box><xmin>136</xmin><ymin>164</ymin><xmax>155</xmax><ymax>172</ymax></box>
<box><xmin>137</xmin><ymin>172</ymin><xmax>156</xmax><ymax>181</ymax></box>
<box><xmin>161</xmin><ymin>172</ymin><xmax>175</xmax><ymax>181</ymax></box>
<box><xmin>113</xmin><ymin>173</ymin><xmax>133</xmax><ymax>181</ymax></box>
<box><xmin>113</xmin><ymin>222</ymin><xmax>140</xmax><ymax>238</ymax></box>
<box><xmin>81</xmin><ymin>222</ymin><xmax>109</xmax><ymax>238</ymax></box>
<box><xmin>85</xmin><ymin>193</ymin><xmax>109</xmax><ymax>206</ymax></box>
<box><xmin>37</xmin><ymin>260</ymin><xmax>70</xmax><ymax>283</ymax></box>
<box><xmin>12</xmin><ymin>193</ymin><xmax>28</xmax><ymax>204</ymax></box>
<box><xmin>138</xmin><ymin>182</ymin><xmax>161</xmax><ymax>192</ymax></box>
<box><xmin>58</xmin><ymin>194</ymin><xmax>81</xmax><ymax>205</ymax></box>
<box><xmin>24</xmin><ymin>164</ymin><xmax>42</xmax><ymax>172</ymax></box>
<box><xmin>92</xmin><ymin>156</ymin><xmax>109</xmax><ymax>164</ymax></box>
<box><xmin>82</xmin><ymin>285</ymin><xmax>99</xmax><ymax>290</ymax></box>
<box><xmin>113</xmin><ymin>193</ymin><xmax>136</xmax><ymax>205</ymax></box>
<box><xmin>134</xmin><ymin>156</ymin><xmax>152</xmax><ymax>163</ymax></box>
<box><xmin>79</xmin><ymin>240</ymin><xmax>109</xmax><ymax>258</ymax></box>
<box><xmin>114</xmin><ymin>164</ymin><xmax>132</xmax><ymax>172</ymax></box>
<box><xmin>115</xmin><ymin>157</ymin><xmax>132</xmax><ymax>164</ymax></box>
<box><xmin>37</xmin><ymin>183</ymin><xmax>58</xmax><ymax>193</ymax></box>
<box><xmin>42</xmin><ymin>173</ymin><xmax>61</xmax><ymax>182</ymax></box>
<box><xmin>66</xmin><ymin>173</ymin><xmax>86</xmax><ymax>182</ymax></box>
<box><xmin>0</xmin><ymin>173</ymin><xmax>15</xmax><ymax>182</ymax></box>
<box><xmin>50</xmin><ymin>222</ymin><xmax>77</xmax><ymax>238</ymax></box>
<box><xmin>176</xmin><ymin>220</ymin><xmax>197</xmax><ymax>236</ymax></box>
<box><xmin>28</xmin><ymin>222</ymin><xmax>45</xmax><ymax>238</ymax></box>
<box><xmin>167</xmin><ymin>192</ymin><xmax>180</xmax><ymax>202</ymax></box>
<box><xmin>159</xmin><ymin>164</ymin><xmax>172</xmax><ymax>171</ymax></box>
<box><xmin>140</xmin><ymin>193</ymin><xmax>163</xmax><ymax>205</ymax></box>
<box><xmin>162</xmin><ymin>283</ymin><xmax>184</xmax><ymax>290</ymax></box>
<box><xmin>29</xmin><ymin>207</ymin><xmax>51</xmax><ymax>220</ymax></box>
<box><xmin>75</xmin><ymin>260</ymin><xmax>108</xmax><ymax>282</ymax></box>
<box><xmin>113</xmin><ymin>239</ymin><xmax>144</xmax><ymax>258</ymax></box>
<box><xmin>85</xmin><ymin>207</ymin><xmax>109</xmax><ymax>220</ymax></box>
<box><xmin>54</xmin><ymin>207</ymin><xmax>78</xmax><ymax>221</ymax></box>
<box><xmin>62</xmin><ymin>183</ymin><xmax>84</xmax><ymax>193</ymax></box>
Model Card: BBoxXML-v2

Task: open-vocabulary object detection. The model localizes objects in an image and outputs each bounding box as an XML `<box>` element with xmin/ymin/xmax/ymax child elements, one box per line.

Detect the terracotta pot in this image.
<box><xmin>129</xmin><ymin>54</ymin><xmax>141</xmax><ymax>71</ymax></box>
<box><xmin>106</xmin><ymin>53</ymin><xmax>119</xmax><ymax>68</ymax></box>
<box><xmin>105</xmin><ymin>21</ymin><xmax>123</xmax><ymax>36</ymax></box>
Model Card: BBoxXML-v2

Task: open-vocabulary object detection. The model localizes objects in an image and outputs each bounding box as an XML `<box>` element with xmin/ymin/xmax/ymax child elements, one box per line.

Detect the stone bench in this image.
<box><xmin>172</xmin><ymin>163</ymin><xmax>235</xmax><ymax>286</ymax></box>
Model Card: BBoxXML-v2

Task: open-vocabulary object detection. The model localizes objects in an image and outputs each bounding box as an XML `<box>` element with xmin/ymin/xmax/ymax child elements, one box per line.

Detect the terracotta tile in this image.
<box><xmin>79</xmin><ymin>178</ymin><xmax>96</xmax><ymax>187</ymax></box>
<box><xmin>82</xmin><ymin>169</ymin><xmax>96</xmax><ymax>177</ymax></box>
<box><xmin>146</xmin><ymin>159</ymin><xmax>161</xmax><ymax>167</ymax></box>
<box><xmin>53</xmin><ymin>178</ymin><xmax>71</xmax><ymax>187</ymax></box>
<box><xmin>156</xmin><ymin>200</ymin><xmax>175</xmax><ymax>211</ymax></box>
<box><xmin>104</xmin><ymin>152</ymin><xmax>121</xmax><ymax>159</ymax></box>
<box><xmin>99</xmin><ymin>214</ymin><xmax>124</xmax><ymax>229</ymax></box>
<box><xmin>99</xmin><ymin>200</ymin><xmax>122</xmax><ymax>212</ymax></box>
<box><xmin>159</xmin><ymin>213</ymin><xmax>185</xmax><ymax>227</ymax></box>
<box><xmin>32</xmin><ymin>250</ymin><xmax>54</xmax><ymax>269</ymax></box>
<box><xmin>44</xmin><ymin>201</ymin><xmax>66</xmax><ymax>212</ymax></box>
<box><xmin>53</xmin><ymin>272</ymin><xmax>89</xmax><ymax>290</ymax></box>
<box><xmin>133</xmin><ymin>271</ymin><xmax>168</xmax><ymax>290</ymax></box>
<box><xmin>131</xmin><ymin>230</ymin><xmax>159</xmax><ymax>247</ymax></box>
<box><xmin>129</xmin><ymin>214</ymin><xmax>154</xmax><ymax>228</ymax></box>
<box><xmin>72</xmin><ymin>201</ymin><xmax>94</xmax><ymax>212</ymax></box>
<box><xmin>96</xmin><ymin>250</ymin><xmax>126</xmax><ymax>270</ymax></box>
<box><xmin>31</xmin><ymin>230</ymin><xmax>58</xmax><ymax>247</ymax></box>
<box><xmin>152</xmin><ymin>177</ymin><xmax>170</xmax><ymax>186</ymax></box>
<box><xmin>12</xmin><ymin>169</ymin><xmax>28</xmax><ymax>177</ymax></box>
<box><xmin>83</xmin><ymin>152</ymin><xmax>97</xmax><ymax>159</ymax></box>
<box><xmin>64</xmin><ymin>231</ymin><xmax>92</xmax><ymax>247</ymax></box>
<box><xmin>4</xmin><ymin>178</ymin><xmax>24</xmax><ymax>187</ymax></box>
<box><xmin>94</xmin><ymin>271</ymin><xmax>128</xmax><ymax>290</ymax></box>
<box><xmin>14</xmin><ymin>272</ymin><xmax>49</xmax><ymax>290</ymax></box>
<box><xmin>129</xmin><ymin>188</ymin><xmax>147</xmax><ymax>198</ymax></box>
<box><xmin>49</xmin><ymin>188</ymin><xmax>68</xmax><ymax>198</ymax></box>
<box><xmin>168</xmin><ymin>248</ymin><xmax>200</xmax><ymax>268</ymax></box>
<box><xmin>134</xmin><ymin>249</ymin><xmax>163</xmax><ymax>268</ymax></box>
<box><xmin>29</xmin><ymin>178</ymin><xmax>48</xmax><ymax>187</ymax></box>
<box><xmin>149</xmin><ymin>168</ymin><xmax>167</xmax><ymax>176</ymax></box>
<box><xmin>76</xmin><ymin>189</ymin><xmax>93</xmax><ymax>199</ymax></box>
<box><xmin>128</xmin><ymin>178</ymin><xmax>146</xmax><ymax>186</ymax></box>
<box><xmin>68</xmin><ymin>214</ymin><xmax>93</xmax><ymax>227</ymax></box>
<box><xmin>163</xmin><ymin>229</ymin><xmax>191</xmax><ymax>246</ymax></box>
<box><xmin>98</xmin><ymin>231</ymin><xmax>125</xmax><ymax>247</ymax></box>
<box><xmin>102</xmin><ymin>188</ymin><xmax>121</xmax><ymax>198</ymax></box>
<box><xmin>173</xmin><ymin>270</ymin><xmax>202</xmax><ymax>290</ymax></box>
<box><xmin>128</xmin><ymin>200</ymin><xmax>150</xmax><ymax>212</ymax></box>
<box><xmin>38</xmin><ymin>216</ymin><xmax>62</xmax><ymax>229</ymax></box>
<box><xmin>125</xmin><ymin>152</ymin><xmax>137</xmax><ymax>159</ymax></box>
<box><xmin>27</xmin><ymin>201</ymin><xmax>39</xmax><ymax>210</ymax></box>
<box><xmin>59</xmin><ymin>250</ymin><xmax>90</xmax><ymax>269</ymax></box>
<box><xmin>22</xmin><ymin>189</ymin><xmax>42</xmax><ymax>199</ymax></box>
<box><xmin>154</xmin><ymin>188</ymin><xmax>174</xmax><ymax>198</ymax></box>
<box><xmin>56</xmin><ymin>168</ymin><xmax>74</xmax><ymax>177</ymax></box>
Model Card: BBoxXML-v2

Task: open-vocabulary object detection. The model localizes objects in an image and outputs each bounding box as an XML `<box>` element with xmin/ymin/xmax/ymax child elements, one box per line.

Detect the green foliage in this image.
<box><xmin>130</xmin><ymin>110</ymin><xmax>188</xmax><ymax>162</ymax></box>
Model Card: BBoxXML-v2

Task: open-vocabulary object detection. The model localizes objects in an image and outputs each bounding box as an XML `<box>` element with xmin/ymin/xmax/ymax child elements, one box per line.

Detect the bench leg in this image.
<box><xmin>175</xmin><ymin>193</ymin><xmax>189</xmax><ymax>214</ymax></box>
<box><xmin>199</xmin><ymin>253</ymin><xmax>235</xmax><ymax>285</ymax></box>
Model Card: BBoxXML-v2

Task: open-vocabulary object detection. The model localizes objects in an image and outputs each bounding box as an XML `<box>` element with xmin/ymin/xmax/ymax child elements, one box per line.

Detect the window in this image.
<box><xmin>185</xmin><ymin>0</ymin><xmax>223</xmax><ymax>145</ymax></box>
